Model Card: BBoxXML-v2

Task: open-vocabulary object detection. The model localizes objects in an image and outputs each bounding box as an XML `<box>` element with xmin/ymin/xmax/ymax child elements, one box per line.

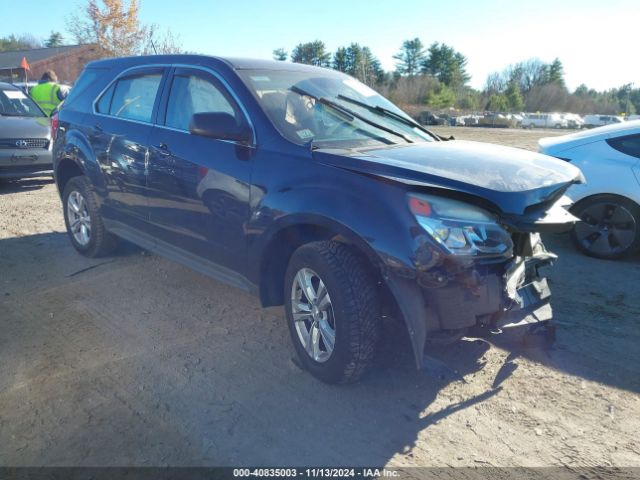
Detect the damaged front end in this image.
<box><xmin>389</xmin><ymin>192</ymin><xmax>578</xmax><ymax>369</ymax></box>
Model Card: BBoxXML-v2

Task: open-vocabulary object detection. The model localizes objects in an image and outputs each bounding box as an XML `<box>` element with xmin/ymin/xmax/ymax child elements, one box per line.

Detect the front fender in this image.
<box><xmin>248</xmin><ymin>175</ymin><xmax>418</xmax><ymax>282</ymax></box>
<box><xmin>246</xmin><ymin>170</ymin><xmax>437</xmax><ymax>368</ymax></box>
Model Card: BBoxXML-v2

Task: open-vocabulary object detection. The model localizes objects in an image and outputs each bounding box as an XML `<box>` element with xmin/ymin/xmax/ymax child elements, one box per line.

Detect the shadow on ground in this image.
<box><xmin>0</xmin><ymin>176</ymin><xmax>54</xmax><ymax>195</ymax></box>
<box><xmin>0</xmin><ymin>230</ymin><xmax>638</xmax><ymax>466</ymax></box>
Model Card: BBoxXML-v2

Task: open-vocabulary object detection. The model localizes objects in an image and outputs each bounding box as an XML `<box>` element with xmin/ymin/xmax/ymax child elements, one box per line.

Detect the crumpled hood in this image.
<box><xmin>313</xmin><ymin>140</ymin><xmax>584</xmax><ymax>215</ymax></box>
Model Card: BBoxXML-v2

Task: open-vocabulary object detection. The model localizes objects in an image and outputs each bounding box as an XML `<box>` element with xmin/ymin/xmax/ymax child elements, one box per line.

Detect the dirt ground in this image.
<box><xmin>1</xmin><ymin>127</ymin><xmax>639</xmax><ymax>470</ymax></box>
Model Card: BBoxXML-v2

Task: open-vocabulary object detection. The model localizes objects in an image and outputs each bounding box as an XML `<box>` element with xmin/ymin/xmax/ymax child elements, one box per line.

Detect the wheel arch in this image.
<box><xmin>570</xmin><ymin>192</ymin><xmax>640</xmax><ymax>214</ymax></box>
<box><xmin>257</xmin><ymin>216</ymin><xmax>400</xmax><ymax>319</ymax></box>
<box><xmin>55</xmin><ymin>157</ymin><xmax>85</xmax><ymax>197</ymax></box>
<box><xmin>53</xmin><ymin>129</ymin><xmax>105</xmax><ymax>198</ymax></box>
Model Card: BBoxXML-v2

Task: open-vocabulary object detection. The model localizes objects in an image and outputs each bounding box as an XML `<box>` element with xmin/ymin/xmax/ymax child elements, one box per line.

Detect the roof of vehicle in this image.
<box><xmin>87</xmin><ymin>54</ymin><xmax>340</xmax><ymax>74</ymax></box>
<box><xmin>539</xmin><ymin>119</ymin><xmax>640</xmax><ymax>153</ymax></box>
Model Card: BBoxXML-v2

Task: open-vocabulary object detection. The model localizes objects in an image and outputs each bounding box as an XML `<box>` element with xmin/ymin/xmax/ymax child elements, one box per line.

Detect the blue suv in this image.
<box><xmin>53</xmin><ymin>55</ymin><xmax>584</xmax><ymax>383</ymax></box>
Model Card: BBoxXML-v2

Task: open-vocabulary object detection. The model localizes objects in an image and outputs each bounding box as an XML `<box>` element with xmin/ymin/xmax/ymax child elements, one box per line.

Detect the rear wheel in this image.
<box><xmin>571</xmin><ymin>195</ymin><xmax>640</xmax><ymax>259</ymax></box>
<box><xmin>284</xmin><ymin>241</ymin><xmax>381</xmax><ymax>384</ymax></box>
<box><xmin>62</xmin><ymin>176</ymin><xmax>118</xmax><ymax>257</ymax></box>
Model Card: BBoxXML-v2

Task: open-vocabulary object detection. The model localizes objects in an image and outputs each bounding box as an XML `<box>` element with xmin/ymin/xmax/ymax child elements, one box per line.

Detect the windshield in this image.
<box><xmin>0</xmin><ymin>87</ymin><xmax>44</xmax><ymax>117</ymax></box>
<box><xmin>238</xmin><ymin>69</ymin><xmax>434</xmax><ymax>148</ymax></box>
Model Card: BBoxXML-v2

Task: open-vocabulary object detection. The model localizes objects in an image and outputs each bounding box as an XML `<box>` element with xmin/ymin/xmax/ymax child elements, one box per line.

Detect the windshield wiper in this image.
<box><xmin>336</xmin><ymin>94</ymin><xmax>441</xmax><ymax>141</ymax></box>
<box><xmin>290</xmin><ymin>86</ymin><xmax>413</xmax><ymax>144</ymax></box>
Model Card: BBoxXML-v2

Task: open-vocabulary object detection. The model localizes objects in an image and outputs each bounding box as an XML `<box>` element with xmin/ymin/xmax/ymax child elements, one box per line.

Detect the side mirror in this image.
<box><xmin>189</xmin><ymin>112</ymin><xmax>252</xmax><ymax>144</ymax></box>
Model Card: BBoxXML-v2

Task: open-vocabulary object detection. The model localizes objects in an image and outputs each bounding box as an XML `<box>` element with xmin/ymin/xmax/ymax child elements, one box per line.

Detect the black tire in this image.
<box><xmin>284</xmin><ymin>241</ymin><xmax>381</xmax><ymax>384</ymax></box>
<box><xmin>570</xmin><ymin>194</ymin><xmax>640</xmax><ymax>259</ymax></box>
<box><xmin>62</xmin><ymin>176</ymin><xmax>118</xmax><ymax>257</ymax></box>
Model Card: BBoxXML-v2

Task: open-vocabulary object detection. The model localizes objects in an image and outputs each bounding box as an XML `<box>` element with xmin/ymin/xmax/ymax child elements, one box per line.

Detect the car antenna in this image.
<box><xmin>150</xmin><ymin>39</ymin><xmax>158</xmax><ymax>55</ymax></box>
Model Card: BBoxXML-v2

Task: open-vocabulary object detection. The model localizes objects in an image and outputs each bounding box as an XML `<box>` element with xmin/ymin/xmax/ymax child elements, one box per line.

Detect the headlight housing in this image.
<box><xmin>408</xmin><ymin>193</ymin><xmax>513</xmax><ymax>257</ymax></box>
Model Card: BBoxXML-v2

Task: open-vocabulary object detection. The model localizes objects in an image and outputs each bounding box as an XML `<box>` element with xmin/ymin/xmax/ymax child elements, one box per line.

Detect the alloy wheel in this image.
<box><xmin>290</xmin><ymin>268</ymin><xmax>336</xmax><ymax>363</ymax></box>
<box><xmin>67</xmin><ymin>190</ymin><xmax>92</xmax><ymax>246</ymax></box>
<box><xmin>574</xmin><ymin>201</ymin><xmax>636</xmax><ymax>256</ymax></box>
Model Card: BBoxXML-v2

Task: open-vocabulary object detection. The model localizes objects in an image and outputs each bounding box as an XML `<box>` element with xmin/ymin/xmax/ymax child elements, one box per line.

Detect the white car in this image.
<box><xmin>539</xmin><ymin>120</ymin><xmax>640</xmax><ymax>259</ymax></box>
<box><xmin>582</xmin><ymin>114</ymin><xmax>624</xmax><ymax>129</ymax></box>
<box><xmin>522</xmin><ymin>113</ymin><xmax>568</xmax><ymax>129</ymax></box>
<box><xmin>562</xmin><ymin>113</ymin><xmax>584</xmax><ymax>129</ymax></box>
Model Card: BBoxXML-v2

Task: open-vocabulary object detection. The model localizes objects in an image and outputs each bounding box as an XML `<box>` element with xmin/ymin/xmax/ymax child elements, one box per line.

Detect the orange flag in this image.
<box><xmin>20</xmin><ymin>56</ymin><xmax>30</xmax><ymax>71</ymax></box>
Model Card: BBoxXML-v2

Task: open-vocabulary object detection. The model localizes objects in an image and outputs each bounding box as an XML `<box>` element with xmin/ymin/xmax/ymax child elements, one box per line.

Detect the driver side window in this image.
<box><xmin>165</xmin><ymin>73</ymin><xmax>237</xmax><ymax>131</ymax></box>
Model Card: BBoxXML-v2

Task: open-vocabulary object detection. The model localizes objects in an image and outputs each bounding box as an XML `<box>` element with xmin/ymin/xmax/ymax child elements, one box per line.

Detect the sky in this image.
<box><xmin>2</xmin><ymin>0</ymin><xmax>639</xmax><ymax>91</ymax></box>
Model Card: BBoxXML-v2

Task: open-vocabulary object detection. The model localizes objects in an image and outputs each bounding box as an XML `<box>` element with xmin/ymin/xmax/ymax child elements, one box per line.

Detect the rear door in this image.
<box><xmin>91</xmin><ymin>67</ymin><xmax>167</xmax><ymax>230</ymax></box>
<box><xmin>146</xmin><ymin>67</ymin><xmax>254</xmax><ymax>274</ymax></box>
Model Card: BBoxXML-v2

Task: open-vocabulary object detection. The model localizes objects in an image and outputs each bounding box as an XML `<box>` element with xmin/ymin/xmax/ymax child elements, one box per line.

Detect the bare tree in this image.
<box><xmin>143</xmin><ymin>24</ymin><xmax>183</xmax><ymax>54</ymax></box>
<box><xmin>67</xmin><ymin>0</ymin><xmax>182</xmax><ymax>57</ymax></box>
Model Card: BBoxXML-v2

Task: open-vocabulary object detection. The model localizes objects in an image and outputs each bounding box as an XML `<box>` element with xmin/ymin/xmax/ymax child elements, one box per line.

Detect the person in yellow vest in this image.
<box><xmin>30</xmin><ymin>70</ymin><xmax>67</xmax><ymax>116</ymax></box>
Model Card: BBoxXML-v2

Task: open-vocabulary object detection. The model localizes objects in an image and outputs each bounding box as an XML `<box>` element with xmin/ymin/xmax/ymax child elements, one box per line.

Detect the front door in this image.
<box><xmin>146</xmin><ymin>67</ymin><xmax>253</xmax><ymax>274</ymax></box>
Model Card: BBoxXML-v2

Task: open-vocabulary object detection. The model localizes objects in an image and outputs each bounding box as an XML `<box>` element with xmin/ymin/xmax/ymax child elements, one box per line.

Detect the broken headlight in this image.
<box><xmin>408</xmin><ymin>193</ymin><xmax>513</xmax><ymax>257</ymax></box>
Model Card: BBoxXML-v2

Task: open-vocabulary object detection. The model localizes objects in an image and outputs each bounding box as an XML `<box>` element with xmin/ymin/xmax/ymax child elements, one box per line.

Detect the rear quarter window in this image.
<box><xmin>606</xmin><ymin>134</ymin><xmax>640</xmax><ymax>159</ymax></box>
<box><xmin>63</xmin><ymin>68</ymin><xmax>108</xmax><ymax>108</ymax></box>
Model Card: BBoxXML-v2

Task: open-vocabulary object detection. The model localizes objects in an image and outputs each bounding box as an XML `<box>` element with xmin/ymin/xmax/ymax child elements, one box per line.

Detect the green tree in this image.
<box><xmin>456</xmin><ymin>89</ymin><xmax>481</xmax><ymax>110</ymax></box>
<box><xmin>291</xmin><ymin>40</ymin><xmax>331</xmax><ymax>67</ymax></box>
<box><xmin>426</xmin><ymin>84</ymin><xmax>456</xmax><ymax>109</ymax></box>
<box><xmin>421</xmin><ymin>42</ymin><xmax>470</xmax><ymax>87</ymax></box>
<box><xmin>272</xmin><ymin>48</ymin><xmax>287</xmax><ymax>61</ymax></box>
<box><xmin>629</xmin><ymin>88</ymin><xmax>640</xmax><ymax>116</ymax></box>
<box><xmin>486</xmin><ymin>94</ymin><xmax>509</xmax><ymax>111</ymax></box>
<box><xmin>333</xmin><ymin>47</ymin><xmax>348</xmax><ymax>72</ymax></box>
<box><xmin>574</xmin><ymin>84</ymin><xmax>589</xmax><ymax>96</ymax></box>
<box><xmin>333</xmin><ymin>43</ymin><xmax>384</xmax><ymax>86</ymax></box>
<box><xmin>548</xmin><ymin>58</ymin><xmax>565</xmax><ymax>87</ymax></box>
<box><xmin>505</xmin><ymin>80</ymin><xmax>524</xmax><ymax>111</ymax></box>
<box><xmin>0</xmin><ymin>34</ymin><xmax>41</xmax><ymax>52</ymax></box>
<box><xmin>45</xmin><ymin>31</ymin><xmax>64</xmax><ymax>48</ymax></box>
<box><xmin>393</xmin><ymin>38</ymin><xmax>425</xmax><ymax>76</ymax></box>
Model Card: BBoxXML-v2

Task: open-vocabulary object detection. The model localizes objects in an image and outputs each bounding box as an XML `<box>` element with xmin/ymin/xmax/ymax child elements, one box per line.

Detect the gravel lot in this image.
<box><xmin>1</xmin><ymin>127</ymin><xmax>639</xmax><ymax>469</ymax></box>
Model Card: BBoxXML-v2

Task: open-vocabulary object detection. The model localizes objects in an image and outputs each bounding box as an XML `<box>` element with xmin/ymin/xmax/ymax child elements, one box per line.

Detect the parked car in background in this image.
<box><xmin>522</xmin><ymin>113</ymin><xmax>568</xmax><ymax>129</ymax></box>
<box><xmin>11</xmin><ymin>81</ymin><xmax>39</xmax><ymax>94</ymax></box>
<box><xmin>583</xmin><ymin>114</ymin><xmax>624</xmax><ymax>129</ymax></box>
<box><xmin>509</xmin><ymin>113</ymin><xmax>524</xmax><ymax>127</ymax></box>
<box><xmin>53</xmin><ymin>55</ymin><xmax>583</xmax><ymax>383</ymax></box>
<box><xmin>416</xmin><ymin>110</ymin><xmax>446</xmax><ymax>126</ymax></box>
<box><xmin>562</xmin><ymin>113</ymin><xmax>584</xmax><ymax>129</ymax></box>
<box><xmin>477</xmin><ymin>113</ymin><xmax>517</xmax><ymax>128</ymax></box>
<box><xmin>0</xmin><ymin>82</ymin><xmax>52</xmax><ymax>180</ymax></box>
<box><xmin>458</xmin><ymin>114</ymin><xmax>480</xmax><ymax>126</ymax></box>
<box><xmin>539</xmin><ymin>120</ymin><xmax>640</xmax><ymax>259</ymax></box>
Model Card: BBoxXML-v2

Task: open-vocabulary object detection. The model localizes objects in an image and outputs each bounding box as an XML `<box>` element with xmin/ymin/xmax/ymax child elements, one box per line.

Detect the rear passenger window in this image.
<box><xmin>607</xmin><ymin>134</ymin><xmax>640</xmax><ymax>159</ymax></box>
<box><xmin>107</xmin><ymin>73</ymin><xmax>162</xmax><ymax>122</ymax></box>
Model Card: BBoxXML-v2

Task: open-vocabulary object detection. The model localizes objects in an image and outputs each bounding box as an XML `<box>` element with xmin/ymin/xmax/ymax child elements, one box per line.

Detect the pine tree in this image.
<box><xmin>393</xmin><ymin>38</ymin><xmax>425</xmax><ymax>76</ymax></box>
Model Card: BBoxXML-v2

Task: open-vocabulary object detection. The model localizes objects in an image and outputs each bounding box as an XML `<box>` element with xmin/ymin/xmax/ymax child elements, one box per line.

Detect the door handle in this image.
<box><xmin>155</xmin><ymin>143</ymin><xmax>171</xmax><ymax>155</ymax></box>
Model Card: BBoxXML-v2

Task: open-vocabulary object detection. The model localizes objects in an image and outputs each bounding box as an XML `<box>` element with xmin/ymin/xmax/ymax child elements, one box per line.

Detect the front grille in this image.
<box><xmin>0</xmin><ymin>138</ymin><xmax>49</xmax><ymax>149</ymax></box>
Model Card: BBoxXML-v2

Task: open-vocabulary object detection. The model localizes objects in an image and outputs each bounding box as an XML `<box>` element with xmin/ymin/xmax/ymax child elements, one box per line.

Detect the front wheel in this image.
<box><xmin>284</xmin><ymin>241</ymin><xmax>381</xmax><ymax>384</ymax></box>
<box><xmin>62</xmin><ymin>176</ymin><xmax>118</xmax><ymax>257</ymax></box>
<box><xmin>571</xmin><ymin>195</ymin><xmax>640</xmax><ymax>259</ymax></box>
